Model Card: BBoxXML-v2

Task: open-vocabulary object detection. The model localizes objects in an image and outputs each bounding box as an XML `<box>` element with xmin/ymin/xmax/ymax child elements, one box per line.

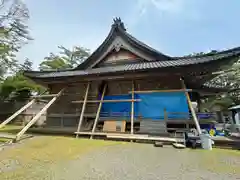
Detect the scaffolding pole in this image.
<box><xmin>131</xmin><ymin>80</ymin><xmax>134</xmax><ymax>135</ymax></box>
<box><xmin>180</xmin><ymin>78</ymin><xmax>202</xmax><ymax>135</ymax></box>
<box><xmin>90</xmin><ymin>84</ymin><xmax>107</xmax><ymax>139</ymax></box>
<box><xmin>76</xmin><ymin>82</ymin><xmax>90</xmax><ymax>138</ymax></box>
<box><xmin>0</xmin><ymin>99</ymin><xmax>36</xmax><ymax>129</ymax></box>
<box><xmin>14</xmin><ymin>89</ymin><xmax>64</xmax><ymax>141</ymax></box>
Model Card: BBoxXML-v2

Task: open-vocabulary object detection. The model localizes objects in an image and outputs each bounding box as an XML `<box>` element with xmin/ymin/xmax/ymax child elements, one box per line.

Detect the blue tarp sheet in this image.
<box><xmin>136</xmin><ymin>92</ymin><xmax>189</xmax><ymax>120</ymax></box>
<box><xmin>100</xmin><ymin>92</ymin><xmax>189</xmax><ymax>120</ymax></box>
<box><xmin>101</xmin><ymin>94</ymin><xmax>133</xmax><ymax>117</ymax></box>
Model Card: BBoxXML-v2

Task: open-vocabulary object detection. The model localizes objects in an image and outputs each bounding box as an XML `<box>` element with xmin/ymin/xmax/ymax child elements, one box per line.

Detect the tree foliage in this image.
<box><xmin>39</xmin><ymin>46</ymin><xmax>90</xmax><ymax>71</ymax></box>
<box><xmin>0</xmin><ymin>0</ymin><xmax>31</xmax><ymax>79</ymax></box>
<box><xmin>0</xmin><ymin>59</ymin><xmax>45</xmax><ymax>101</ymax></box>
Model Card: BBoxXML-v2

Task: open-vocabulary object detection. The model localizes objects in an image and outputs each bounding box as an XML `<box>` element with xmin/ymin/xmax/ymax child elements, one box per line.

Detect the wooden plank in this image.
<box><xmin>90</xmin><ymin>84</ymin><xmax>107</xmax><ymax>139</ymax></box>
<box><xmin>103</xmin><ymin>121</ymin><xmax>117</xmax><ymax>132</ymax></box>
<box><xmin>31</xmin><ymin>94</ymin><xmax>58</xmax><ymax>98</ymax></box>
<box><xmin>15</xmin><ymin>89</ymin><xmax>64</xmax><ymax>142</ymax></box>
<box><xmin>0</xmin><ymin>133</ymin><xmax>17</xmax><ymax>139</ymax></box>
<box><xmin>172</xmin><ymin>143</ymin><xmax>186</xmax><ymax>149</ymax></box>
<box><xmin>129</xmin><ymin>89</ymin><xmax>192</xmax><ymax>94</ymax></box>
<box><xmin>180</xmin><ymin>78</ymin><xmax>202</xmax><ymax>135</ymax></box>
<box><xmin>0</xmin><ymin>99</ymin><xmax>36</xmax><ymax>129</ymax></box>
<box><xmin>107</xmin><ymin>134</ymin><xmax>183</xmax><ymax>143</ymax></box>
<box><xmin>131</xmin><ymin>80</ymin><xmax>134</xmax><ymax>135</ymax></box>
<box><xmin>76</xmin><ymin>82</ymin><xmax>90</xmax><ymax>138</ymax></box>
<box><xmin>72</xmin><ymin>99</ymin><xmax>141</xmax><ymax>103</ymax></box>
<box><xmin>121</xmin><ymin>121</ymin><xmax>126</xmax><ymax>132</ymax></box>
<box><xmin>74</xmin><ymin>132</ymin><xmax>107</xmax><ymax>136</ymax></box>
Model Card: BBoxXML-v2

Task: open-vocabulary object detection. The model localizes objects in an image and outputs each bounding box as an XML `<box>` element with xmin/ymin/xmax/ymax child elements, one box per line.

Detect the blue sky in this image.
<box><xmin>19</xmin><ymin>0</ymin><xmax>240</xmax><ymax>70</ymax></box>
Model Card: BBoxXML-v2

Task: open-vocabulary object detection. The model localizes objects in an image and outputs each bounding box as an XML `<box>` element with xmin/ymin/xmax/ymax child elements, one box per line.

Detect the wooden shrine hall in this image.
<box><xmin>7</xmin><ymin>18</ymin><xmax>240</xmax><ymax>141</ymax></box>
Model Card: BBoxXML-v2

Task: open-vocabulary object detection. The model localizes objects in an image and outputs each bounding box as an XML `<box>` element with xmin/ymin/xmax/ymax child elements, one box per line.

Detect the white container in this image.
<box><xmin>200</xmin><ymin>134</ymin><xmax>213</xmax><ymax>150</ymax></box>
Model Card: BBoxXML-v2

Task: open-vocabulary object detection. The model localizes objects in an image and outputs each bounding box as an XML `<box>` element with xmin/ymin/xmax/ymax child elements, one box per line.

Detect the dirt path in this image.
<box><xmin>52</xmin><ymin>144</ymin><xmax>240</xmax><ymax>180</ymax></box>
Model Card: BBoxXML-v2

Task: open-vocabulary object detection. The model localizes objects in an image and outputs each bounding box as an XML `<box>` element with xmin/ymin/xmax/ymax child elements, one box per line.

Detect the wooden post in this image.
<box><xmin>90</xmin><ymin>84</ymin><xmax>107</xmax><ymax>139</ymax></box>
<box><xmin>164</xmin><ymin>108</ymin><xmax>168</xmax><ymax>122</ymax></box>
<box><xmin>0</xmin><ymin>99</ymin><xmax>36</xmax><ymax>129</ymax></box>
<box><xmin>131</xmin><ymin>80</ymin><xmax>134</xmax><ymax>135</ymax></box>
<box><xmin>76</xmin><ymin>82</ymin><xmax>90</xmax><ymax>138</ymax></box>
<box><xmin>180</xmin><ymin>78</ymin><xmax>201</xmax><ymax>135</ymax></box>
<box><xmin>15</xmin><ymin>89</ymin><xmax>64</xmax><ymax>141</ymax></box>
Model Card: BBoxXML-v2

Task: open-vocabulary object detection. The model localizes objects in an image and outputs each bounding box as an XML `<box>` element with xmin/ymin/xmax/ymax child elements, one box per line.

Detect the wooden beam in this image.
<box><xmin>129</xmin><ymin>89</ymin><xmax>192</xmax><ymax>94</ymax></box>
<box><xmin>75</xmin><ymin>132</ymin><xmax>107</xmax><ymax>136</ymax></box>
<box><xmin>0</xmin><ymin>99</ymin><xmax>36</xmax><ymax>129</ymax></box>
<box><xmin>106</xmin><ymin>134</ymin><xmax>183</xmax><ymax>143</ymax></box>
<box><xmin>31</xmin><ymin>94</ymin><xmax>59</xmax><ymax>98</ymax></box>
<box><xmin>131</xmin><ymin>80</ymin><xmax>134</xmax><ymax>135</ymax></box>
<box><xmin>180</xmin><ymin>78</ymin><xmax>202</xmax><ymax>135</ymax></box>
<box><xmin>36</xmin><ymin>99</ymin><xmax>48</xmax><ymax>103</ymax></box>
<box><xmin>14</xmin><ymin>89</ymin><xmax>64</xmax><ymax>142</ymax></box>
<box><xmin>90</xmin><ymin>84</ymin><xmax>107</xmax><ymax>139</ymax></box>
<box><xmin>72</xmin><ymin>99</ymin><xmax>141</xmax><ymax>103</ymax></box>
<box><xmin>76</xmin><ymin>82</ymin><xmax>90</xmax><ymax>138</ymax></box>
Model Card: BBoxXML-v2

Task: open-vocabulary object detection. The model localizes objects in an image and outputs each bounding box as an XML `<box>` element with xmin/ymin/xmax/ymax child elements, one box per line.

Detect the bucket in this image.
<box><xmin>200</xmin><ymin>134</ymin><xmax>212</xmax><ymax>150</ymax></box>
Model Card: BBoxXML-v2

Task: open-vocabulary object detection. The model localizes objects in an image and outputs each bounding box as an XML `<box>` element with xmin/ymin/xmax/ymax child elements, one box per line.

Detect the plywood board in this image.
<box><xmin>103</xmin><ymin>120</ymin><xmax>126</xmax><ymax>132</ymax></box>
<box><xmin>103</xmin><ymin>121</ymin><xmax>117</xmax><ymax>132</ymax></box>
<box><xmin>121</xmin><ymin>121</ymin><xmax>126</xmax><ymax>132</ymax></box>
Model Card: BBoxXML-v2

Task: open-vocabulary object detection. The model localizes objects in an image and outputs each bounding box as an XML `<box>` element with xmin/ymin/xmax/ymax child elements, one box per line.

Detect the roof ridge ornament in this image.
<box><xmin>112</xmin><ymin>17</ymin><xmax>126</xmax><ymax>31</ymax></box>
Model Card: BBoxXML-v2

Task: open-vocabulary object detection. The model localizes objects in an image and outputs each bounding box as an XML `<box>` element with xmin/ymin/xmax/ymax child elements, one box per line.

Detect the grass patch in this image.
<box><xmin>0</xmin><ymin>136</ymin><xmax>125</xmax><ymax>180</ymax></box>
<box><xmin>188</xmin><ymin>148</ymin><xmax>240</xmax><ymax>174</ymax></box>
<box><xmin>0</xmin><ymin>137</ymin><xmax>9</xmax><ymax>143</ymax></box>
<box><xmin>0</xmin><ymin>125</ymin><xmax>23</xmax><ymax>134</ymax></box>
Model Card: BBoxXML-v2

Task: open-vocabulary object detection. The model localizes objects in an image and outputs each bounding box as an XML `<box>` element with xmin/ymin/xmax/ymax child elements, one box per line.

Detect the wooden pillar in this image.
<box><xmin>131</xmin><ymin>80</ymin><xmax>134</xmax><ymax>135</ymax></box>
<box><xmin>61</xmin><ymin>111</ymin><xmax>64</xmax><ymax>128</ymax></box>
<box><xmin>90</xmin><ymin>84</ymin><xmax>107</xmax><ymax>139</ymax></box>
<box><xmin>76</xmin><ymin>82</ymin><xmax>90</xmax><ymax>138</ymax></box>
<box><xmin>180</xmin><ymin>78</ymin><xmax>201</xmax><ymax>135</ymax></box>
<box><xmin>15</xmin><ymin>89</ymin><xmax>64</xmax><ymax>141</ymax></box>
<box><xmin>164</xmin><ymin>108</ymin><xmax>168</xmax><ymax>121</ymax></box>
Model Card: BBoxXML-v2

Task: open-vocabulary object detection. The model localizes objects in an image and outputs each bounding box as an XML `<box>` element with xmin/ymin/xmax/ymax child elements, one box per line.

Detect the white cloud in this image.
<box><xmin>126</xmin><ymin>0</ymin><xmax>201</xmax><ymax>28</ymax></box>
<box><xmin>137</xmin><ymin>0</ymin><xmax>187</xmax><ymax>16</ymax></box>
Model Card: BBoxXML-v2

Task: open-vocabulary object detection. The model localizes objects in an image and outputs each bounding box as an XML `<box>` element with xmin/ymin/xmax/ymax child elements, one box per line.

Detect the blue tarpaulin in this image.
<box><xmin>100</xmin><ymin>92</ymin><xmax>189</xmax><ymax>120</ymax></box>
<box><xmin>101</xmin><ymin>94</ymin><xmax>133</xmax><ymax>117</ymax></box>
<box><xmin>136</xmin><ymin>92</ymin><xmax>189</xmax><ymax>120</ymax></box>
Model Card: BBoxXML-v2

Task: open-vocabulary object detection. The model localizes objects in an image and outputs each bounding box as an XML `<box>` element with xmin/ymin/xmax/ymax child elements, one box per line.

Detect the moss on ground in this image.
<box><xmin>0</xmin><ymin>125</ymin><xmax>23</xmax><ymax>143</ymax></box>
<box><xmin>0</xmin><ymin>125</ymin><xmax>23</xmax><ymax>134</ymax></box>
<box><xmin>187</xmin><ymin>148</ymin><xmax>240</xmax><ymax>174</ymax></box>
<box><xmin>0</xmin><ymin>136</ymin><xmax>124</xmax><ymax>179</ymax></box>
<box><xmin>0</xmin><ymin>138</ymin><xmax>9</xmax><ymax>143</ymax></box>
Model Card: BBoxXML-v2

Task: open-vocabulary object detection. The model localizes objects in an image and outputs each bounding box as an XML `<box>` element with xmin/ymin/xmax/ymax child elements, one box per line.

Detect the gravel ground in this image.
<box><xmin>1</xmin><ymin>142</ymin><xmax>239</xmax><ymax>180</ymax></box>
<box><xmin>53</xmin><ymin>144</ymin><xmax>239</xmax><ymax>180</ymax></box>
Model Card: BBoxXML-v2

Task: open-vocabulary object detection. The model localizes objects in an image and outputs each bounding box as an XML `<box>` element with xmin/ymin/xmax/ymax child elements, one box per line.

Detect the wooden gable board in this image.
<box><xmin>90</xmin><ymin>36</ymin><xmax>155</xmax><ymax>68</ymax></box>
<box><xmin>96</xmin><ymin>49</ymin><xmax>142</xmax><ymax>67</ymax></box>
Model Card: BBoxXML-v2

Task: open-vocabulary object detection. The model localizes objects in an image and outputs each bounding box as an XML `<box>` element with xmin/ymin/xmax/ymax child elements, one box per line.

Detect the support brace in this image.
<box><xmin>180</xmin><ymin>78</ymin><xmax>201</xmax><ymax>135</ymax></box>
<box><xmin>76</xmin><ymin>82</ymin><xmax>90</xmax><ymax>138</ymax></box>
<box><xmin>0</xmin><ymin>99</ymin><xmax>36</xmax><ymax>129</ymax></box>
<box><xmin>15</xmin><ymin>89</ymin><xmax>64</xmax><ymax>141</ymax></box>
<box><xmin>90</xmin><ymin>84</ymin><xmax>107</xmax><ymax>139</ymax></box>
<box><xmin>130</xmin><ymin>80</ymin><xmax>134</xmax><ymax>135</ymax></box>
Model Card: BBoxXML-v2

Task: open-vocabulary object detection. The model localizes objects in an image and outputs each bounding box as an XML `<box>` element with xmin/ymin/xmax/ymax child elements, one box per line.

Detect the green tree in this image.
<box><xmin>206</xmin><ymin>59</ymin><xmax>240</xmax><ymax>103</ymax></box>
<box><xmin>39</xmin><ymin>46</ymin><xmax>90</xmax><ymax>71</ymax></box>
<box><xmin>0</xmin><ymin>0</ymin><xmax>31</xmax><ymax>79</ymax></box>
<box><xmin>0</xmin><ymin>59</ymin><xmax>45</xmax><ymax>101</ymax></box>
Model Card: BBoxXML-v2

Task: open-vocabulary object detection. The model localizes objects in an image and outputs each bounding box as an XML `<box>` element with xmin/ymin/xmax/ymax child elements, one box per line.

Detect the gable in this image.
<box><xmin>91</xmin><ymin>36</ymin><xmax>155</xmax><ymax>68</ymax></box>
<box><xmin>95</xmin><ymin>49</ymin><xmax>143</xmax><ymax>67</ymax></box>
<box><xmin>75</xmin><ymin>18</ymin><xmax>171</xmax><ymax>70</ymax></box>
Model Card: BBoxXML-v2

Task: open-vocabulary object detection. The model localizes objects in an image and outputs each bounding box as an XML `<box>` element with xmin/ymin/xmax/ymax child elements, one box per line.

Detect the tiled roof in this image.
<box><xmin>75</xmin><ymin>18</ymin><xmax>170</xmax><ymax>70</ymax></box>
<box><xmin>25</xmin><ymin>46</ymin><xmax>240</xmax><ymax>79</ymax></box>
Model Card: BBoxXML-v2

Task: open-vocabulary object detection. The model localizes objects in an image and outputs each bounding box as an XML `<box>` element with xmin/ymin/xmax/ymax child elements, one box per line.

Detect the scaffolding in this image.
<box><xmin>0</xmin><ymin>77</ymin><xmax>202</xmax><ymax>143</ymax></box>
<box><xmin>0</xmin><ymin>89</ymin><xmax>64</xmax><ymax>142</ymax></box>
